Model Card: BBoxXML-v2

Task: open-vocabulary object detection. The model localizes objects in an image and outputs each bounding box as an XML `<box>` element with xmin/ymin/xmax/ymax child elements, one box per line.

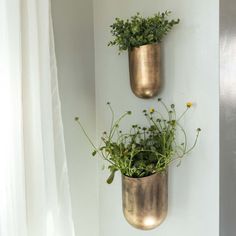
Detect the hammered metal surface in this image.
<box><xmin>128</xmin><ymin>44</ymin><xmax>161</xmax><ymax>99</ymax></box>
<box><xmin>122</xmin><ymin>171</ymin><xmax>168</xmax><ymax>230</ymax></box>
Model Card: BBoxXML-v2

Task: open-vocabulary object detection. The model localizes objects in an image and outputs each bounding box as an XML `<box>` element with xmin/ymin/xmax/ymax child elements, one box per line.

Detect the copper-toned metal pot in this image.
<box><xmin>122</xmin><ymin>171</ymin><xmax>168</xmax><ymax>230</ymax></box>
<box><xmin>128</xmin><ymin>43</ymin><xmax>161</xmax><ymax>99</ymax></box>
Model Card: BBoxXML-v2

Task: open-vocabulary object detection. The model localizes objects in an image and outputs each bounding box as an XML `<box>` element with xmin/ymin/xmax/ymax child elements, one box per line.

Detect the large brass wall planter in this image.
<box><xmin>122</xmin><ymin>171</ymin><xmax>168</xmax><ymax>230</ymax></box>
<box><xmin>128</xmin><ymin>43</ymin><xmax>161</xmax><ymax>99</ymax></box>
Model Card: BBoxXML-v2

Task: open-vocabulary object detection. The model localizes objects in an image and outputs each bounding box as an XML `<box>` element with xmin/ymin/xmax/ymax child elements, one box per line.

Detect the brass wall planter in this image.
<box><xmin>128</xmin><ymin>43</ymin><xmax>161</xmax><ymax>99</ymax></box>
<box><xmin>122</xmin><ymin>171</ymin><xmax>168</xmax><ymax>230</ymax></box>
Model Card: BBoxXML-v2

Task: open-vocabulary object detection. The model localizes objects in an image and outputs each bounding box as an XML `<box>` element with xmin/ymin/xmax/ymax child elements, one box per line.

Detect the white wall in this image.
<box><xmin>93</xmin><ymin>0</ymin><xmax>219</xmax><ymax>236</ymax></box>
<box><xmin>51</xmin><ymin>1</ymin><xmax>99</xmax><ymax>236</ymax></box>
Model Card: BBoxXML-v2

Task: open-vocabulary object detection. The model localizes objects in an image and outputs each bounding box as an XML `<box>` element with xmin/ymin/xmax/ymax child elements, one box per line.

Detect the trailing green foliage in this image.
<box><xmin>108</xmin><ymin>11</ymin><xmax>180</xmax><ymax>53</ymax></box>
<box><xmin>75</xmin><ymin>99</ymin><xmax>201</xmax><ymax>184</ymax></box>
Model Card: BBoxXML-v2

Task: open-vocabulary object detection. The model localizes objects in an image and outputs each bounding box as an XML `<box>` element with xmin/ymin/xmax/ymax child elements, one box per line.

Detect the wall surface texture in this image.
<box><xmin>52</xmin><ymin>0</ymin><xmax>220</xmax><ymax>235</ymax></box>
<box><xmin>51</xmin><ymin>1</ymin><xmax>99</xmax><ymax>236</ymax></box>
<box><xmin>93</xmin><ymin>0</ymin><xmax>219</xmax><ymax>236</ymax></box>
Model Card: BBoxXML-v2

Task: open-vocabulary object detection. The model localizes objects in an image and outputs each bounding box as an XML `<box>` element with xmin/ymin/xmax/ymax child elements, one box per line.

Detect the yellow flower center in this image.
<box><xmin>149</xmin><ymin>108</ymin><xmax>155</xmax><ymax>113</ymax></box>
<box><xmin>186</xmin><ymin>102</ymin><xmax>193</xmax><ymax>108</ymax></box>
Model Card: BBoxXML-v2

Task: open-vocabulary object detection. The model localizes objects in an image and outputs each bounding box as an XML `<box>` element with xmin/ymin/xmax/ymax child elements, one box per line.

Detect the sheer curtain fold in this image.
<box><xmin>0</xmin><ymin>0</ymin><xmax>75</xmax><ymax>236</ymax></box>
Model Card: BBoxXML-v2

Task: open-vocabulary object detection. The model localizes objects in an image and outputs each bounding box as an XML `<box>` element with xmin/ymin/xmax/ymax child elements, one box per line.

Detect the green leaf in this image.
<box><xmin>108</xmin><ymin>11</ymin><xmax>180</xmax><ymax>53</ymax></box>
<box><xmin>92</xmin><ymin>150</ymin><xmax>97</xmax><ymax>156</ymax></box>
<box><xmin>106</xmin><ymin>169</ymin><xmax>117</xmax><ymax>184</ymax></box>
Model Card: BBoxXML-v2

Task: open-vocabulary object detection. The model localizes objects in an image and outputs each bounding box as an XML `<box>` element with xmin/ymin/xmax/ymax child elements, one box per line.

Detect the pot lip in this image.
<box><xmin>128</xmin><ymin>42</ymin><xmax>161</xmax><ymax>51</ymax></box>
<box><xmin>122</xmin><ymin>169</ymin><xmax>167</xmax><ymax>180</ymax></box>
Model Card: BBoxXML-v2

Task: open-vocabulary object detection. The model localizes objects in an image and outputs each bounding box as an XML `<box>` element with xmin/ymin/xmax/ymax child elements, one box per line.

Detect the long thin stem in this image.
<box><xmin>75</xmin><ymin>119</ymin><xmax>118</xmax><ymax>167</ymax></box>
<box><xmin>184</xmin><ymin>131</ymin><xmax>201</xmax><ymax>155</ymax></box>
<box><xmin>168</xmin><ymin>130</ymin><xmax>201</xmax><ymax>165</ymax></box>
<box><xmin>177</xmin><ymin>108</ymin><xmax>189</xmax><ymax>122</ymax></box>
<box><xmin>75</xmin><ymin>119</ymin><xmax>97</xmax><ymax>150</ymax></box>
<box><xmin>107</xmin><ymin>103</ymin><xmax>115</xmax><ymax>137</ymax></box>
<box><xmin>109</xmin><ymin>112</ymin><xmax>130</xmax><ymax>139</ymax></box>
<box><xmin>160</xmin><ymin>100</ymin><xmax>171</xmax><ymax>121</ymax></box>
<box><xmin>177</xmin><ymin>122</ymin><xmax>187</xmax><ymax>152</ymax></box>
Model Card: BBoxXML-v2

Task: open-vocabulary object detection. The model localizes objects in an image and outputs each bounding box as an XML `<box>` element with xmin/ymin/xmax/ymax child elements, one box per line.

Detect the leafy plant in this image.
<box><xmin>75</xmin><ymin>99</ymin><xmax>201</xmax><ymax>184</ymax></box>
<box><xmin>108</xmin><ymin>11</ymin><xmax>180</xmax><ymax>53</ymax></box>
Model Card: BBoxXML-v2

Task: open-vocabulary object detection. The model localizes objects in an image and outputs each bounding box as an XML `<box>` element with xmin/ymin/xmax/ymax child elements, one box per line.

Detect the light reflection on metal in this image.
<box><xmin>220</xmin><ymin>0</ymin><xmax>236</xmax><ymax>235</ymax></box>
<box><xmin>122</xmin><ymin>171</ymin><xmax>168</xmax><ymax>230</ymax></box>
<box><xmin>128</xmin><ymin>44</ymin><xmax>161</xmax><ymax>99</ymax></box>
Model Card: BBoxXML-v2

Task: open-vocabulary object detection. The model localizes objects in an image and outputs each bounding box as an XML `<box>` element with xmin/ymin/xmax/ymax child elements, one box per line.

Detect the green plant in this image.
<box><xmin>75</xmin><ymin>99</ymin><xmax>201</xmax><ymax>184</ymax></box>
<box><xmin>108</xmin><ymin>11</ymin><xmax>180</xmax><ymax>53</ymax></box>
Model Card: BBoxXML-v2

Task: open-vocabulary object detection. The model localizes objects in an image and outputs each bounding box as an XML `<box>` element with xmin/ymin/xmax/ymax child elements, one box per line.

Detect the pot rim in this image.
<box><xmin>122</xmin><ymin>169</ymin><xmax>167</xmax><ymax>180</ymax></box>
<box><xmin>129</xmin><ymin>42</ymin><xmax>161</xmax><ymax>51</ymax></box>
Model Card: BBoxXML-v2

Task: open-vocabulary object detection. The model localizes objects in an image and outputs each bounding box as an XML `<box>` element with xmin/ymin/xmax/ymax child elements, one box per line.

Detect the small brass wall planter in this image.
<box><xmin>122</xmin><ymin>171</ymin><xmax>168</xmax><ymax>230</ymax></box>
<box><xmin>128</xmin><ymin>43</ymin><xmax>161</xmax><ymax>99</ymax></box>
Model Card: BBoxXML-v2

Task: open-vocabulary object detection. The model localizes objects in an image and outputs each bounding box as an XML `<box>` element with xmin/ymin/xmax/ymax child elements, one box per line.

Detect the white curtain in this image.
<box><xmin>0</xmin><ymin>0</ymin><xmax>75</xmax><ymax>236</ymax></box>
